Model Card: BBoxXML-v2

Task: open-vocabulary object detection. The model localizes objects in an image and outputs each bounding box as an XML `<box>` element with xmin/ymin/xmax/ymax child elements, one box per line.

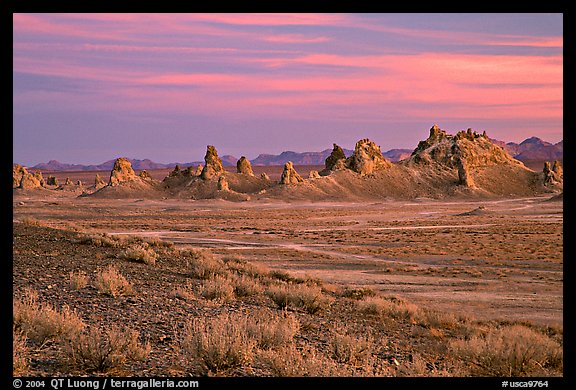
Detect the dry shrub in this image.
<box><xmin>21</xmin><ymin>217</ymin><xmax>47</xmax><ymax>227</ymax></box>
<box><xmin>199</xmin><ymin>275</ymin><xmax>235</xmax><ymax>303</ymax></box>
<box><xmin>121</xmin><ymin>243</ymin><xmax>158</xmax><ymax>266</ymax></box>
<box><xmin>269</xmin><ymin>270</ymin><xmax>306</xmax><ymax>284</ymax></box>
<box><xmin>171</xmin><ymin>281</ymin><xmax>196</xmax><ymax>301</ymax></box>
<box><xmin>419</xmin><ymin>308</ymin><xmax>459</xmax><ymax>330</ymax></box>
<box><xmin>13</xmin><ymin>288</ymin><xmax>85</xmax><ymax>346</ymax></box>
<box><xmin>94</xmin><ymin>265</ymin><xmax>134</xmax><ymax>297</ymax></box>
<box><xmin>396</xmin><ymin>354</ymin><xmax>455</xmax><ymax>377</ymax></box>
<box><xmin>69</xmin><ymin>270</ymin><xmax>89</xmax><ymax>290</ymax></box>
<box><xmin>256</xmin><ymin>345</ymin><xmax>353</xmax><ymax>376</ymax></box>
<box><xmin>224</xmin><ymin>257</ymin><xmax>270</xmax><ymax>279</ymax></box>
<box><xmin>77</xmin><ymin>233</ymin><xmax>122</xmax><ymax>248</ymax></box>
<box><xmin>187</xmin><ymin>250</ymin><xmax>226</xmax><ymax>280</ymax></box>
<box><xmin>13</xmin><ymin>327</ymin><xmax>29</xmax><ymax>375</ymax></box>
<box><xmin>143</xmin><ymin>236</ymin><xmax>174</xmax><ymax>249</ymax></box>
<box><xmin>357</xmin><ymin>296</ymin><xmax>421</xmax><ymax>322</ymax></box>
<box><xmin>245</xmin><ymin>309</ymin><xmax>300</xmax><ymax>350</ymax></box>
<box><xmin>450</xmin><ymin>324</ymin><xmax>563</xmax><ymax>376</ymax></box>
<box><xmin>180</xmin><ymin>313</ymin><xmax>256</xmax><ymax>374</ymax></box>
<box><xmin>66</xmin><ymin>325</ymin><xmax>150</xmax><ymax>373</ymax></box>
<box><xmin>331</xmin><ymin>330</ymin><xmax>374</xmax><ymax>366</ymax></box>
<box><xmin>231</xmin><ymin>274</ymin><xmax>264</xmax><ymax>297</ymax></box>
<box><xmin>340</xmin><ymin>286</ymin><xmax>377</xmax><ymax>300</ymax></box>
<box><xmin>266</xmin><ymin>283</ymin><xmax>332</xmax><ymax>314</ymax></box>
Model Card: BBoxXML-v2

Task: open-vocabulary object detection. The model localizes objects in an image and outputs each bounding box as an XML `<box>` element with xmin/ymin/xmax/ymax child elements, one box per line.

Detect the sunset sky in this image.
<box><xmin>13</xmin><ymin>13</ymin><xmax>563</xmax><ymax>166</ymax></box>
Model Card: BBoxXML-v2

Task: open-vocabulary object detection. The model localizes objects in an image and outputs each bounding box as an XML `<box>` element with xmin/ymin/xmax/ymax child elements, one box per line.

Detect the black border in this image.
<box><xmin>8</xmin><ymin>3</ymin><xmax>574</xmax><ymax>388</ymax></box>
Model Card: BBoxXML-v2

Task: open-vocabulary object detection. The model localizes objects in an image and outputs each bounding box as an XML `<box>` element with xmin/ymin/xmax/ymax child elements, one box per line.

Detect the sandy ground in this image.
<box><xmin>13</xmin><ymin>191</ymin><xmax>563</xmax><ymax>327</ymax></box>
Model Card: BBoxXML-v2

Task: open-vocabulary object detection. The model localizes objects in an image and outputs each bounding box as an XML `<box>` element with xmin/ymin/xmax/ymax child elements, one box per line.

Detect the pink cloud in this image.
<box><xmin>187</xmin><ymin>13</ymin><xmax>350</xmax><ymax>26</ymax></box>
<box><xmin>262</xmin><ymin>34</ymin><xmax>331</xmax><ymax>44</ymax></box>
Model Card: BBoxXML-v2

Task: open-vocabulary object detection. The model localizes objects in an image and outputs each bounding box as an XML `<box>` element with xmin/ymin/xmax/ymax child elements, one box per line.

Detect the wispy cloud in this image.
<box><xmin>13</xmin><ymin>13</ymin><xmax>563</xmax><ymax>165</ymax></box>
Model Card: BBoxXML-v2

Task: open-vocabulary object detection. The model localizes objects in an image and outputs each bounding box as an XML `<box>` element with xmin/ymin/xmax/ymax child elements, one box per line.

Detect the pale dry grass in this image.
<box><xmin>245</xmin><ymin>309</ymin><xmax>300</xmax><ymax>350</ymax></box>
<box><xmin>186</xmin><ymin>249</ymin><xmax>227</xmax><ymax>280</ymax></box>
<box><xmin>77</xmin><ymin>232</ymin><xmax>123</xmax><ymax>248</ymax></box>
<box><xmin>339</xmin><ymin>286</ymin><xmax>377</xmax><ymax>300</ymax></box>
<box><xmin>66</xmin><ymin>325</ymin><xmax>151</xmax><ymax>373</ymax></box>
<box><xmin>265</xmin><ymin>283</ymin><xmax>332</xmax><ymax>314</ymax></box>
<box><xmin>450</xmin><ymin>324</ymin><xmax>563</xmax><ymax>376</ymax></box>
<box><xmin>121</xmin><ymin>243</ymin><xmax>158</xmax><ymax>266</ymax></box>
<box><xmin>256</xmin><ymin>345</ymin><xmax>358</xmax><ymax>376</ymax></box>
<box><xmin>13</xmin><ymin>288</ymin><xmax>85</xmax><ymax>346</ymax></box>
<box><xmin>179</xmin><ymin>312</ymin><xmax>256</xmax><ymax>374</ymax></box>
<box><xmin>330</xmin><ymin>329</ymin><xmax>374</xmax><ymax>366</ymax></box>
<box><xmin>94</xmin><ymin>265</ymin><xmax>134</xmax><ymax>297</ymax></box>
<box><xmin>171</xmin><ymin>281</ymin><xmax>196</xmax><ymax>301</ymax></box>
<box><xmin>199</xmin><ymin>275</ymin><xmax>235</xmax><ymax>303</ymax></box>
<box><xmin>357</xmin><ymin>295</ymin><xmax>421</xmax><ymax>322</ymax></box>
<box><xmin>224</xmin><ymin>256</ymin><xmax>270</xmax><ymax>280</ymax></box>
<box><xmin>69</xmin><ymin>270</ymin><xmax>89</xmax><ymax>290</ymax></box>
<box><xmin>13</xmin><ymin>327</ymin><xmax>29</xmax><ymax>375</ymax></box>
<box><xmin>230</xmin><ymin>274</ymin><xmax>264</xmax><ymax>297</ymax></box>
<box><xmin>21</xmin><ymin>217</ymin><xmax>48</xmax><ymax>227</ymax></box>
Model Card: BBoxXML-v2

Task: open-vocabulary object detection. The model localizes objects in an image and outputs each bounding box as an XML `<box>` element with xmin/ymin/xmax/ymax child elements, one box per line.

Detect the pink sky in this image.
<box><xmin>13</xmin><ymin>13</ymin><xmax>563</xmax><ymax>165</ymax></box>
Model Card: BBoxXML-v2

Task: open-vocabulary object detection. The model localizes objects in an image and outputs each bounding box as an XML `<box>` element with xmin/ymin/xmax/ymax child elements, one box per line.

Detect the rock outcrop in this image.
<box><xmin>325</xmin><ymin>144</ymin><xmax>347</xmax><ymax>171</ymax></box>
<box><xmin>46</xmin><ymin>176</ymin><xmax>58</xmax><ymax>186</ymax></box>
<box><xmin>279</xmin><ymin>161</ymin><xmax>304</xmax><ymax>185</ymax></box>
<box><xmin>194</xmin><ymin>165</ymin><xmax>204</xmax><ymax>176</ymax></box>
<box><xmin>200</xmin><ymin>145</ymin><xmax>225</xmax><ymax>180</ymax></box>
<box><xmin>139</xmin><ymin>170</ymin><xmax>152</xmax><ymax>180</ymax></box>
<box><xmin>217</xmin><ymin>176</ymin><xmax>229</xmax><ymax>191</ymax></box>
<box><xmin>260</xmin><ymin>173</ymin><xmax>270</xmax><ymax>181</ymax></box>
<box><xmin>552</xmin><ymin>160</ymin><xmax>563</xmax><ymax>180</ymax></box>
<box><xmin>346</xmin><ymin>139</ymin><xmax>392</xmax><ymax>175</ymax></box>
<box><xmin>34</xmin><ymin>172</ymin><xmax>46</xmax><ymax>187</ymax></box>
<box><xmin>309</xmin><ymin>170</ymin><xmax>321</xmax><ymax>179</ymax></box>
<box><xmin>109</xmin><ymin>158</ymin><xmax>138</xmax><ymax>186</ymax></box>
<box><xmin>456</xmin><ymin>157</ymin><xmax>475</xmax><ymax>188</ymax></box>
<box><xmin>19</xmin><ymin>171</ymin><xmax>42</xmax><ymax>189</ymax></box>
<box><xmin>13</xmin><ymin>165</ymin><xmax>27</xmax><ymax>188</ymax></box>
<box><xmin>408</xmin><ymin>125</ymin><xmax>520</xmax><ymax>169</ymax></box>
<box><xmin>13</xmin><ymin>165</ymin><xmax>43</xmax><ymax>189</ymax></box>
<box><xmin>94</xmin><ymin>174</ymin><xmax>106</xmax><ymax>189</ymax></box>
<box><xmin>236</xmin><ymin>156</ymin><xmax>254</xmax><ymax>176</ymax></box>
<box><xmin>169</xmin><ymin>165</ymin><xmax>182</xmax><ymax>177</ymax></box>
<box><xmin>543</xmin><ymin>161</ymin><xmax>563</xmax><ymax>186</ymax></box>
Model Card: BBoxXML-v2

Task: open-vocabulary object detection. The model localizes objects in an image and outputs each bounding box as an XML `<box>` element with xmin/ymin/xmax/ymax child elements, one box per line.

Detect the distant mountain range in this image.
<box><xmin>490</xmin><ymin>137</ymin><xmax>563</xmax><ymax>161</ymax></box>
<box><xmin>27</xmin><ymin>136</ymin><xmax>562</xmax><ymax>172</ymax></box>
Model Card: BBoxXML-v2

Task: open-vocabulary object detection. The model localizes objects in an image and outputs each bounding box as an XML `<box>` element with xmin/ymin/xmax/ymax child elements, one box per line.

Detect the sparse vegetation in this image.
<box><xmin>13</xmin><ymin>288</ymin><xmax>85</xmax><ymax>346</ymax></box>
<box><xmin>230</xmin><ymin>274</ymin><xmax>264</xmax><ymax>297</ymax></box>
<box><xmin>13</xmin><ymin>327</ymin><xmax>29</xmax><ymax>375</ymax></box>
<box><xmin>69</xmin><ymin>270</ymin><xmax>89</xmax><ymax>290</ymax></box>
<box><xmin>245</xmin><ymin>309</ymin><xmax>300</xmax><ymax>350</ymax></box>
<box><xmin>187</xmin><ymin>249</ymin><xmax>227</xmax><ymax>279</ymax></box>
<box><xmin>450</xmin><ymin>324</ymin><xmax>563</xmax><ymax>376</ymax></box>
<box><xmin>357</xmin><ymin>295</ymin><xmax>421</xmax><ymax>322</ymax></box>
<box><xmin>77</xmin><ymin>232</ymin><xmax>123</xmax><ymax>248</ymax></box>
<box><xmin>199</xmin><ymin>275</ymin><xmax>235</xmax><ymax>302</ymax></box>
<box><xmin>94</xmin><ymin>265</ymin><xmax>134</xmax><ymax>297</ymax></box>
<box><xmin>13</xmin><ymin>188</ymin><xmax>563</xmax><ymax>377</ymax></box>
<box><xmin>66</xmin><ymin>325</ymin><xmax>151</xmax><ymax>373</ymax></box>
<box><xmin>121</xmin><ymin>243</ymin><xmax>158</xmax><ymax>266</ymax></box>
<box><xmin>330</xmin><ymin>329</ymin><xmax>374</xmax><ymax>365</ymax></box>
<box><xmin>179</xmin><ymin>312</ymin><xmax>256</xmax><ymax>375</ymax></box>
<box><xmin>266</xmin><ymin>283</ymin><xmax>332</xmax><ymax>314</ymax></box>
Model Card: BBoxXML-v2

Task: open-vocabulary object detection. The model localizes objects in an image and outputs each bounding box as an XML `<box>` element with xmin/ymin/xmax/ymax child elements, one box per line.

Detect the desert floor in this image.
<box><xmin>14</xmin><ymin>190</ymin><xmax>562</xmax><ymax>326</ymax></box>
<box><xmin>12</xmin><ymin>187</ymin><xmax>563</xmax><ymax>376</ymax></box>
